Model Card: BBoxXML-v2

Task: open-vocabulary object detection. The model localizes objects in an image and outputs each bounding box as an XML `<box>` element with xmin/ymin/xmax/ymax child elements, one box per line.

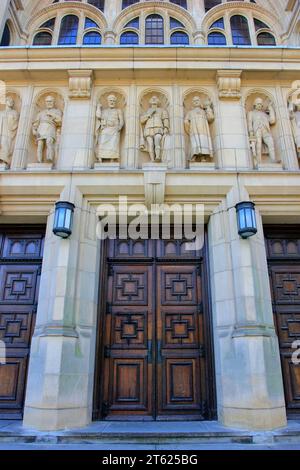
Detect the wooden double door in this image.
<box><xmin>0</xmin><ymin>226</ymin><xmax>44</xmax><ymax>419</ymax></box>
<box><xmin>95</xmin><ymin>237</ymin><xmax>214</xmax><ymax>421</ymax></box>
<box><xmin>265</xmin><ymin>226</ymin><xmax>300</xmax><ymax>417</ymax></box>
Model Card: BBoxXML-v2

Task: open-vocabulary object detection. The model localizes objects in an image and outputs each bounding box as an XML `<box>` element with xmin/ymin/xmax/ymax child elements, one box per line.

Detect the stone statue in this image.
<box><xmin>0</xmin><ymin>96</ymin><xmax>19</xmax><ymax>167</ymax></box>
<box><xmin>95</xmin><ymin>94</ymin><xmax>124</xmax><ymax>162</ymax></box>
<box><xmin>247</xmin><ymin>97</ymin><xmax>277</xmax><ymax>166</ymax></box>
<box><xmin>184</xmin><ymin>96</ymin><xmax>214</xmax><ymax>162</ymax></box>
<box><xmin>140</xmin><ymin>95</ymin><xmax>170</xmax><ymax>162</ymax></box>
<box><xmin>32</xmin><ymin>95</ymin><xmax>62</xmax><ymax>164</ymax></box>
<box><xmin>289</xmin><ymin>97</ymin><xmax>300</xmax><ymax>161</ymax></box>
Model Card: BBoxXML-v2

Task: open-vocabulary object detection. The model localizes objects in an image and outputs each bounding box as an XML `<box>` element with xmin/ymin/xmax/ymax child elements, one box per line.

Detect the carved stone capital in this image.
<box><xmin>216</xmin><ymin>70</ymin><xmax>242</xmax><ymax>100</ymax></box>
<box><xmin>68</xmin><ymin>70</ymin><xmax>93</xmax><ymax>99</ymax></box>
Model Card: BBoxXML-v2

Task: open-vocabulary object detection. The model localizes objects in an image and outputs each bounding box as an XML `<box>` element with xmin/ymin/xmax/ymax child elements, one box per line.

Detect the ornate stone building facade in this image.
<box><xmin>0</xmin><ymin>0</ymin><xmax>300</xmax><ymax>432</ymax></box>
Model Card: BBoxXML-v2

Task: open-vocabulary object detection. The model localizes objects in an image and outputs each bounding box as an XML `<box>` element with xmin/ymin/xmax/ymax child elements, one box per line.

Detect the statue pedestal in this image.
<box><xmin>142</xmin><ymin>162</ymin><xmax>168</xmax><ymax>172</ymax></box>
<box><xmin>27</xmin><ymin>163</ymin><xmax>53</xmax><ymax>171</ymax></box>
<box><xmin>189</xmin><ymin>162</ymin><xmax>215</xmax><ymax>171</ymax></box>
<box><xmin>0</xmin><ymin>163</ymin><xmax>9</xmax><ymax>171</ymax></box>
<box><xmin>257</xmin><ymin>162</ymin><xmax>282</xmax><ymax>171</ymax></box>
<box><xmin>94</xmin><ymin>162</ymin><xmax>120</xmax><ymax>171</ymax></box>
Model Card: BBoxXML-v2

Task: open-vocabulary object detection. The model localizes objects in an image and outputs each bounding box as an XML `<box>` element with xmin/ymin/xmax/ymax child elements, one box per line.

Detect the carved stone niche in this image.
<box><xmin>94</xmin><ymin>90</ymin><xmax>126</xmax><ymax>170</ymax></box>
<box><xmin>139</xmin><ymin>90</ymin><xmax>172</xmax><ymax>169</ymax></box>
<box><xmin>0</xmin><ymin>92</ymin><xmax>21</xmax><ymax>170</ymax></box>
<box><xmin>27</xmin><ymin>92</ymin><xmax>65</xmax><ymax>171</ymax></box>
<box><xmin>288</xmin><ymin>85</ymin><xmax>300</xmax><ymax>166</ymax></box>
<box><xmin>183</xmin><ymin>91</ymin><xmax>216</xmax><ymax>170</ymax></box>
<box><xmin>245</xmin><ymin>92</ymin><xmax>281</xmax><ymax>171</ymax></box>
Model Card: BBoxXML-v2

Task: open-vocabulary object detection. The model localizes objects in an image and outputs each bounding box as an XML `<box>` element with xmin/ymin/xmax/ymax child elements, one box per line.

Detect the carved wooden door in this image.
<box><xmin>0</xmin><ymin>227</ymin><xmax>44</xmax><ymax>419</ymax></box>
<box><xmin>265</xmin><ymin>227</ymin><xmax>300</xmax><ymax>416</ymax></box>
<box><xmin>100</xmin><ymin>238</ymin><xmax>211</xmax><ymax>420</ymax></box>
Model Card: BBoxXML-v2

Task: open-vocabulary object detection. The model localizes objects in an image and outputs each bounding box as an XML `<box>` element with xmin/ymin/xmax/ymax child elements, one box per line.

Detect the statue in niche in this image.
<box><xmin>289</xmin><ymin>96</ymin><xmax>300</xmax><ymax>162</ymax></box>
<box><xmin>0</xmin><ymin>96</ymin><xmax>19</xmax><ymax>167</ymax></box>
<box><xmin>95</xmin><ymin>94</ymin><xmax>124</xmax><ymax>163</ymax></box>
<box><xmin>184</xmin><ymin>96</ymin><xmax>214</xmax><ymax>162</ymax></box>
<box><xmin>247</xmin><ymin>97</ymin><xmax>278</xmax><ymax>166</ymax></box>
<box><xmin>140</xmin><ymin>95</ymin><xmax>170</xmax><ymax>162</ymax></box>
<box><xmin>32</xmin><ymin>95</ymin><xmax>63</xmax><ymax>164</ymax></box>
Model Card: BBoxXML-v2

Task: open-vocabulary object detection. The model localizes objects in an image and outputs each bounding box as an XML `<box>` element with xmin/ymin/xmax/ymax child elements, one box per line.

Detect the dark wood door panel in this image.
<box><xmin>102</xmin><ymin>263</ymin><xmax>154</xmax><ymax>419</ymax></box>
<box><xmin>97</xmin><ymin>238</ymin><xmax>212</xmax><ymax>421</ymax></box>
<box><xmin>265</xmin><ymin>225</ymin><xmax>300</xmax><ymax>417</ymax></box>
<box><xmin>0</xmin><ymin>226</ymin><xmax>45</xmax><ymax>419</ymax></box>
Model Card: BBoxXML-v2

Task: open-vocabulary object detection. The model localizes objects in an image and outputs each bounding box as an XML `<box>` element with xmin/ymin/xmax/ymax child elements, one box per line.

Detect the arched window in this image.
<box><xmin>124</xmin><ymin>17</ymin><xmax>139</xmax><ymax>29</ymax></box>
<box><xmin>209</xmin><ymin>18</ymin><xmax>224</xmax><ymax>30</ymax></box>
<box><xmin>257</xmin><ymin>32</ymin><xmax>276</xmax><ymax>46</ymax></box>
<box><xmin>0</xmin><ymin>23</ymin><xmax>10</xmax><ymax>47</ymax></box>
<box><xmin>33</xmin><ymin>31</ymin><xmax>53</xmax><ymax>46</ymax></box>
<box><xmin>208</xmin><ymin>32</ymin><xmax>226</xmax><ymax>45</ymax></box>
<box><xmin>58</xmin><ymin>15</ymin><xmax>79</xmax><ymax>45</ymax></box>
<box><xmin>170</xmin><ymin>31</ymin><xmax>189</xmax><ymax>45</ymax></box>
<box><xmin>205</xmin><ymin>0</ymin><xmax>222</xmax><ymax>13</ymax></box>
<box><xmin>87</xmin><ymin>0</ymin><xmax>105</xmax><ymax>11</ymax></box>
<box><xmin>122</xmin><ymin>0</ymin><xmax>139</xmax><ymax>8</ymax></box>
<box><xmin>83</xmin><ymin>31</ymin><xmax>102</xmax><ymax>45</ymax></box>
<box><xmin>120</xmin><ymin>31</ymin><xmax>139</xmax><ymax>45</ymax></box>
<box><xmin>170</xmin><ymin>0</ymin><xmax>187</xmax><ymax>8</ymax></box>
<box><xmin>230</xmin><ymin>15</ymin><xmax>251</xmax><ymax>45</ymax></box>
<box><xmin>145</xmin><ymin>14</ymin><xmax>164</xmax><ymax>45</ymax></box>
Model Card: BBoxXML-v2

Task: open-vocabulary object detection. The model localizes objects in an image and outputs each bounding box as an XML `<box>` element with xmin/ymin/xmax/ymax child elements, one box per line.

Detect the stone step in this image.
<box><xmin>0</xmin><ymin>420</ymin><xmax>300</xmax><ymax>446</ymax></box>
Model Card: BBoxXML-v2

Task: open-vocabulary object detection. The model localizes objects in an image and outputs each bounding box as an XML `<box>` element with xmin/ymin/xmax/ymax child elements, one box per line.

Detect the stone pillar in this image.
<box><xmin>58</xmin><ymin>70</ymin><xmax>94</xmax><ymax>169</ymax></box>
<box><xmin>208</xmin><ymin>186</ymin><xmax>287</xmax><ymax>430</ymax></box>
<box><xmin>0</xmin><ymin>0</ymin><xmax>10</xmax><ymax>41</ymax></box>
<box><xmin>215</xmin><ymin>71</ymin><xmax>251</xmax><ymax>170</ymax></box>
<box><xmin>23</xmin><ymin>188</ymin><xmax>100</xmax><ymax>431</ymax></box>
<box><xmin>188</xmin><ymin>0</ymin><xmax>205</xmax><ymax>27</ymax></box>
<box><xmin>275</xmin><ymin>84</ymin><xmax>299</xmax><ymax>170</ymax></box>
<box><xmin>11</xmin><ymin>86</ymin><xmax>34</xmax><ymax>169</ymax></box>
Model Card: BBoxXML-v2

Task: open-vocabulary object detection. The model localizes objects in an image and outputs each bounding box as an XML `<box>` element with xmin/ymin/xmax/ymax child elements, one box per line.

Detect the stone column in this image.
<box><xmin>58</xmin><ymin>70</ymin><xmax>94</xmax><ymax>170</ymax></box>
<box><xmin>11</xmin><ymin>86</ymin><xmax>34</xmax><ymax>169</ymax></box>
<box><xmin>275</xmin><ymin>84</ymin><xmax>299</xmax><ymax>170</ymax></box>
<box><xmin>23</xmin><ymin>188</ymin><xmax>100</xmax><ymax>431</ymax></box>
<box><xmin>208</xmin><ymin>186</ymin><xmax>287</xmax><ymax>430</ymax></box>
<box><xmin>0</xmin><ymin>0</ymin><xmax>10</xmax><ymax>41</ymax></box>
<box><xmin>188</xmin><ymin>0</ymin><xmax>205</xmax><ymax>27</ymax></box>
<box><xmin>215</xmin><ymin>71</ymin><xmax>251</xmax><ymax>170</ymax></box>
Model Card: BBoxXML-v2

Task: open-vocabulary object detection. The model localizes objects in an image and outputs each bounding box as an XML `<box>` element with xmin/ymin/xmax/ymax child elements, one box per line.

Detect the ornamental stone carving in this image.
<box><xmin>216</xmin><ymin>70</ymin><xmax>242</xmax><ymax>100</ymax></box>
<box><xmin>95</xmin><ymin>94</ymin><xmax>124</xmax><ymax>163</ymax></box>
<box><xmin>184</xmin><ymin>95</ymin><xmax>214</xmax><ymax>163</ymax></box>
<box><xmin>32</xmin><ymin>95</ymin><xmax>63</xmax><ymax>165</ymax></box>
<box><xmin>68</xmin><ymin>70</ymin><xmax>93</xmax><ymax>99</ymax></box>
<box><xmin>247</xmin><ymin>97</ymin><xmax>278</xmax><ymax>167</ymax></box>
<box><xmin>0</xmin><ymin>96</ymin><xmax>19</xmax><ymax>168</ymax></box>
<box><xmin>140</xmin><ymin>95</ymin><xmax>170</xmax><ymax>163</ymax></box>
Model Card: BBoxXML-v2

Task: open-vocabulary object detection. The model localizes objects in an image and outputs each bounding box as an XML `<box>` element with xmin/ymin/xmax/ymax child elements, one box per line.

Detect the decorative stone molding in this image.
<box><xmin>143</xmin><ymin>163</ymin><xmax>167</xmax><ymax>209</ymax></box>
<box><xmin>68</xmin><ymin>70</ymin><xmax>93</xmax><ymax>99</ymax></box>
<box><xmin>216</xmin><ymin>70</ymin><xmax>242</xmax><ymax>100</ymax></box>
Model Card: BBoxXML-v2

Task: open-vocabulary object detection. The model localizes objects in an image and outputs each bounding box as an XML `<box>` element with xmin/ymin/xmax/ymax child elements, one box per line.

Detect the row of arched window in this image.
<box><xmin>52</xmin><ymin>0</ymin><xmax>257</xmax><ymax>11</ymax></box>
<box><xmin>208</xmin><ymin>15</ymin><xmax>276</xmax><ymax>46</ymax></box>
<box><xmin>52</xmin><ymin>0</ymin><xmax>188</xmax><ymax>10</ymax></box>
<box><xmin>28</xmin><ymin>13</ymin><xmax>275</xmax><ymax>47</ymax></box>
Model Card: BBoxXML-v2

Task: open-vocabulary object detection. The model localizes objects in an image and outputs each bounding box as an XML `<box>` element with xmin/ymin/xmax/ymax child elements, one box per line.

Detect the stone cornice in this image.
<box><xmin>0</xmin><ymin>46</ymin><xmax>299</xmax><ymax>72</ymax></box>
